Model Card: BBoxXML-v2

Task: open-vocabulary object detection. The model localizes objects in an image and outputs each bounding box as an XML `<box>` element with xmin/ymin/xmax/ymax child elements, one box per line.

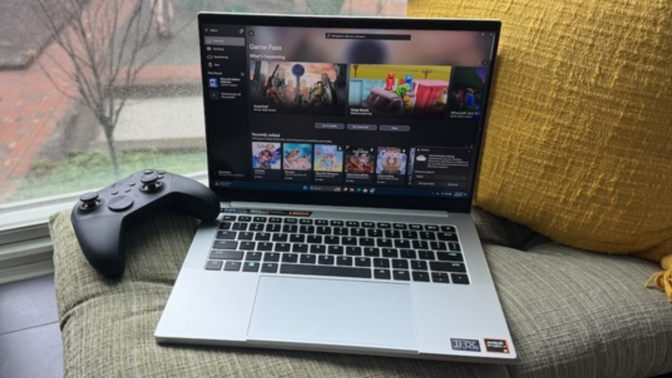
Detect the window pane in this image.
<box><xmin>0</xmin><ymin>0</ymin><xmax>406</xmax><ymax>209</ymax></box>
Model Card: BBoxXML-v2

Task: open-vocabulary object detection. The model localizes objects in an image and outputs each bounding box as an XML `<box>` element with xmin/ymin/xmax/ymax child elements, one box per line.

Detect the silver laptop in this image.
<box><xmin>156</xmin><ymin>12</ymin><xmax>515</xmax><ymax>363</ymax></box>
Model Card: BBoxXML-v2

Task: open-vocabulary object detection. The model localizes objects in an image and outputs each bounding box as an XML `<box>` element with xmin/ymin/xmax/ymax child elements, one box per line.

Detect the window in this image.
<box><xmin>0</xmin><ymin>0</ymin><xmax>407</xmax><ymax>282</ymax></box>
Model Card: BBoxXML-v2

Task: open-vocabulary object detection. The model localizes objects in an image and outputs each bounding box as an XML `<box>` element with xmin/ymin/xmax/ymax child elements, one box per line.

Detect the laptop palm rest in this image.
<box><xmin>247</xmin><ymin>276</ymin><xmax>418</xmax><ymax>350</ymax></box>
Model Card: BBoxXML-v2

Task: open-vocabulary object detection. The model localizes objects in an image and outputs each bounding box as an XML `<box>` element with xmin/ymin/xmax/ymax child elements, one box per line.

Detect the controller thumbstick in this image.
<box><xmin>140</xmin><ymin>172</ymin><xmax>162</xmax><ymax>191</ymax></box>
<box><xmin>79</xmin><ymin>192</ymin><xmax>100</xmax><ymax>210</ymax></box>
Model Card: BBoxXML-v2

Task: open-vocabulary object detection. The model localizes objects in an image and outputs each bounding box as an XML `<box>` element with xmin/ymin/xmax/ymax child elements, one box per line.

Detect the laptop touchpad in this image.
<box><xmin>248</xmin><ymin>276</ymin><xmax>418</xmax><ymax>350</ymax></box>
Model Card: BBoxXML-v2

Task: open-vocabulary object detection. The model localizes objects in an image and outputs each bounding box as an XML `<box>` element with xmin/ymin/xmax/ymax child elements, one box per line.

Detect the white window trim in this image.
<box><xmin>0</xmin><ymin>172</ymin><xmax>208</xmax><ymax>284</ymax></box>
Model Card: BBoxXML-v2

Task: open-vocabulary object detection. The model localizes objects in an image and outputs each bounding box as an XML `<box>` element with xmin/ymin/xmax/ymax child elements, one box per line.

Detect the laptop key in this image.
<box><xmin>392</xmin><ymin>259</ymin><xmax>409</xmax><ymax>269</ymax></box>
<box><xmin>238</xmin><ymin>216</ymin><xmax>252</xmax><ymax>222</ymax></box>
<box><xmin>430</xmin><ymin>262</ymin><xmax>467</xmax><ymax>272</ymax></box>
<box><xmin>318</xmin><ymin>255</ymin><xmax>335</xmax><ymax>265</ymax></box>
<box><xmin>300</xmin><ymin>219</ymin><xmax>313</xmax><ymax>225</ymax></box>
<box><xmin>413</xmin><ymin>241</ymin><xmax>429</xmax><ymax>249</ymax></box>
<box><xmin>300</xmin><ymin>226</ymin><xmax>315</xmax><ymax>234</ymax></box>
<box><xmin>412</xmin><ymin>271</ymin><xmax>430</xmax><ymax>282</ymax></box>
<box><xmin>261</xmin><ymin>263</ymin><xmax>278</xmax><ymax>273</ymax></box>
<box><xmin>232</xmin><ymin>223</ymin><xmax>248</xmax><ymax>231</ymax></box>
<box><xmin>394</xmin><ymin>240</ymin><xmax>411</xmax><ymax>248</ymax></box>
<box><xmin>420</xmin><ymin>232</ymin><xmax>436</xmax><ymax>240</ymax></box>
<box><xmin>355</xmin><ymin>257</ymin><xmax>371</xmax><ymax>267</ymax></box>
<box><xmin>337</xmin><ymin>256</ymin><xmax>353</xmax><ymax>266</ymax></box>
<box><xmin>364</xmin><ymin>247</ymin><xmax>380</xmax><ymax>257</ymax></box>
<box><xmin>275</xmin><ymin>243</ymin><xmax>291</xmax><ymax>252</ymax></box>
<box><xmin>325</xmin><ymin>236</ymin><xmax>340</xmax><ymax>244</ymax></box>
<box><xmin>424</xmin><ymin>225</ymin><xmax>439</xmax><ymax>231</ymax></box>
<box><xmin>431</xmin><ymin>241</ymin><xmax>447</xmax><ymax>251</ymax></box>
<box><xmin>449</xmin><ymin>242</ymin><xmax>461</xmax><ymax>252</ymax></box>
<box><xmin>266</xmin><ymin>224</ymin><xmax>281</xmax><ymax>232</ymax></box>
<box><xmin>289</xmin><ymin>234</ymin><xmax>305</xmax><ymax>243</ymax></box>
<box><xmin>346</xmin><ymin>247</ymin><xmax>362</xmax><ymax>256</ymax></box>
<box><xmin>242</xmin><ymin>262</ymin><xmax>260</xmax><ymax>272</ymax></box>
<box><xmin>377</xmin><ymin>222</ymin><xmax>391</xmax><ymax>229</ymax></box>
<box><xmin>411</xmin><ymin>260</ymin><xmax>428</xmax><ymax>270</ymax></box>
<box><xmin>239</xmin><ymin>241</ymin><xmax>255</xmax><ymax>250</ymax></box>
<box><xmin>419</xmin><ymin>250</ymin><xmax>435</xmax><ymax>260</ymax></box>
<box><xmin>257</xmin><ymin>242</ymin><xmax>273</xmax><ymax>251</ymax></box>
<box><xmin>362</xmin><ymin>222</ymin><xmax>375</xmax><ymax>228</ymax></box>
<box><xmin>350</xmin><ymin>228</ymin><xmax>365</xmax><ymax>236</ymax></box>
<box><xmin>409</xmin><ymin>224</ymin><xmax>423</xmax><ymax>231</ymax></box>
<box><xmin>393</xmin><ymin>270</ymin><xmax>410</xmax><ymax>281</ymax></box>
<box><xmin>264</xmin><ymin>253</ymin><xmax>281</xmax><ymax>262</ymax></box>
<box><xmin>377</xmin><ymin>239</ymin><xmax>393</xmax><ymax>247</ymax></box>
<box><xmin>385</xmin><ymin>230</ymin><xmax>401</xmax><ymax>239</ymax></box>
<box><xmin>269</xmin><ymin>217</ymin><xmax>283</xmax><ymax>223</ymax></box>
<box><xmin>438</xmin><ymin>232</ymin><xmax>459</xmax><ymax>242</ymax></box>
<box><xmin>292</xmin><ymin>244</ymin><xmax>309</xmax><ymax>253</ymax></box>
<box><xmin>441</xmin><ymin>225</ymin><xmax>457</xmax><ymax>232</ymax></box>
<box><xmin>393</xmin><ymin>223</ymin><xmax>407</xmax><ymax>230</ymax></box>
<box><xmin>224</xmin><ymin>261</ymin><xmax>242</xmax><ymax>271</ymax></box>
<box><xmin>255</xmin><ymin>233</ymin><xmax>271</xmax><ymax>241</ymax></box>
<box><xmin>373</xmin><ymin>258</ymin><xmax>390</xmax><ymax>268</ymax></box>
<box><xmin>213</xmin><ymin>240</ymin><xmax>238</xmax><ymax>250</ymax></box>
<box><xmin>330</xmin><ymin>220</ymin><xmax>344</xmax><ymax>226</ymax></box>
<box><xmin>346</xmin><ymin>221</ymin><xmax>359</xmax><ymax>227</ymax></box>
<box><xmin>282</xmin><ymin>225</ymin><xmax>298</xmax><ymax>233</ymax></box>
<box><xmin>238</xmin><ymin>232</ymin><xmax>254</xmax><ymax>240</ymax></box>
<box><xmin>210</xmin><ymin>250</ymin><xmax>244</xmax><ymax>260</ymax></box>
<box><xmin>451</xmin><ymin>274</ymin><xmax>470</xmax><ymax>285</ymax></box>
<box><xmin>284</xmin><ymin>218</ymin><xmax>298</xmax><ymax>224</ymax></box>
<box><xmin>300</xmin><ymin>254</ymin><xmax>317</xmax><ymax>264</ymax></box>
<box><xmin>222</xmin><ymin>215</ymin><xmax>237</xmax><ymax>221</ymax></box>
<box><xmin>216</xmin><ymin>231</ymin><xmax>236</xmax><ymax>240</ymax></box>
<box><xmin>374</xmin><ymin>269</ymin><xmax>391</xmax><ymax>279</ymax></box>
<box><xmin>246</xmin><ymin>252</ymin><xmax>262</xmax><ymax>261</ymax></box>
<box><xmin>342</xmin><ymin>237</ymin><xmax>358</xmax><ymax>246</ymax></box>
<box><xmin>400</xmin><ymin>249</ymin><xmax>416</xmax><ymax>259</ymax></box>
<box><xmin>280</xmin><ymin>264</ymin><xmax>371</xmax><ymax>279</ymax></box>
<box><xmin>250</xmin><ymin>223</ymin><xmax>265</xmax><ymax>231</ymax></box>
<box><xmin>315</xmin><ymin>219</ymin><xmax>329</xmax><ymax>225</ymax></box>
<box><xmin>272</xmin><ymin>233</ymin><xmax>288</xmax><ymax>242</ymax></box>
<box><xmin>328</xmin><ymin>246</ymin><xmax>344</xmax><ymax>255</ymax></box>
<box><xmin>368</xmin><ymin>229</ymin><xmax>383</xmax><ymax>238</ymax></box>
<box><xmin>281</xmin><ymin>253</ymin><xmax>299</xmax><ymax>263</ymax></box>
<box><xmin>402</xmin><ymin>231</ymin><xmax>419</xmax><ymax>239</ymax></box>
<box><xmin>310</xmin><ymin>245</ymin><xmax>326</xmax><ymax>254</ymax></box>
<box><xmin>253</xmin><ymin>216</ymin><xmax>267</xmax><ymax>222</ymax></box>
<box><xmin>359</xmin><ymin>238</ymin><xmax>375</xmax><ymax>246</ymax></box>
<box><xmin>317</xmin><ymin>226</ymin><xmax>332</xmax><ymax>235</ymax></box>
<box><xmin>205</xmin><ymin>260</ymin><xmax>223</xmax><ymax>270</ymax></box>
<box><xmin>219</xmin><ymin>222</ymin><xmax>232</xmax><ymax>230</ymax></box>
<box><xmin>334</xmin><ymin>227</ymin><xmax>348</xmax><ymax>236</ymax></box>
<box><xmin>382</xmin><ymin>248</ymin><xmax>398</xmax><ymax>258</ymax></box>
<box><xmin>437</xmin><ymin>252</ymin><xmax>464</xmax><ymax>262</ymax></box>
<box><xmin>431</xmin><ymin>272</ymin><xmax>450</xmax><ymax>283</ymax></box>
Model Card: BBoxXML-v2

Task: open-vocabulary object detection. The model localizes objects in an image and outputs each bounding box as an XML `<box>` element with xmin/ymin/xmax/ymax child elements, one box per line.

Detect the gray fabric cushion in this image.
<box><xmin>49</xmin><ymin>208</ymin><xmax>672</xmax><ymax>378</ymax></box>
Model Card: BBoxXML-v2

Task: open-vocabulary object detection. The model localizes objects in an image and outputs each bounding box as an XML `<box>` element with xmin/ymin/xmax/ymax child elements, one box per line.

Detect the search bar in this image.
<box><xmin>204</xmin><ymin>36</ymin><xmax>245</xmax><ymax>47</ymax></box>
<box><xmin>325</xmin><ymin>33</ymin><xmax>411</xmax><ymax>41</ymax></box>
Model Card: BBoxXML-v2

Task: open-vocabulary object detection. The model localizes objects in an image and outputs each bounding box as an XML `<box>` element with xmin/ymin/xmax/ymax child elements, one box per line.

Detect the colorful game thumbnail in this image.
<box><xmin>376</xmin><ymin>146</ymin><xmax>407</xmax><ymax>175</ymax></box>
<box><xmin>252</xmin><ymin>142</ymin><xmax>281</xmax><ymax>170</ymax></box>
<box><xmin>348</xmin><ymin>64</ymin><xmax>451</xmax><ymax>118</ymax></box>
<box><xmin>344</xmin><ymin>146</ymin><xmax>375</xmax><ymax>174</ymax></box>
<box><xmin>314</xmin><ymin>145</ymin><xmax>343</xmax><ymax>172</ymax></box>
<box><xmin>283</xmin><ymin>143</ymin><xmax>313</xmax><ymax>171</ymax></box>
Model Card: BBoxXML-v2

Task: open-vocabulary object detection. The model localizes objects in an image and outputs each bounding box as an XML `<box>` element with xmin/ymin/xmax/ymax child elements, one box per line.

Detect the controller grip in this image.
<box><xmin>170</xmin><ymin>176</ymin><xmax>220</xmax><ymax>221</ymax></box>
<box><xmin>72</xmin><ymin>216</ymin><xmax>125</xmax><ymax>278</ymax></box>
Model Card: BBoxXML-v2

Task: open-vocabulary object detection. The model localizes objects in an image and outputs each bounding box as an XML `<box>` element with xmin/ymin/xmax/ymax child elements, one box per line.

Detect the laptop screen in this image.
<box><xmin>198</xmin><ymin>14</ymin><xmax>500</xmax><ymax>212</ymax></box>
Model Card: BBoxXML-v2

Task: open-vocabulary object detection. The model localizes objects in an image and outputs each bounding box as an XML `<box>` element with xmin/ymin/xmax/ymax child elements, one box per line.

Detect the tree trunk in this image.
<box><xmin>103</xmin><ymin>125</ymin><xmax>121</xmax><ymax>180</ymax></box>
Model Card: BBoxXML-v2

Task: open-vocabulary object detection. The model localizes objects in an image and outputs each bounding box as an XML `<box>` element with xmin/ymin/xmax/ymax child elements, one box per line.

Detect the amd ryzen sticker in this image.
<box><xmin>484</xmin><ymin>339</ymin><xmax>510</xmax><ymax>353</ymax></box>
<box><xmin>451</xmin><ymin>338</ymin><xmax>481</xmax><ymax>352</ymax></box>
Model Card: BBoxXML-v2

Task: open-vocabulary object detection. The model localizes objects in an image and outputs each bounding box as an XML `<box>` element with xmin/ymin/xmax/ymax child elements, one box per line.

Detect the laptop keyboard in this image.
<box><xmin>204</xmin><ymin>214</ymin><xmax>470</xmax><ymax>285</ymax></box>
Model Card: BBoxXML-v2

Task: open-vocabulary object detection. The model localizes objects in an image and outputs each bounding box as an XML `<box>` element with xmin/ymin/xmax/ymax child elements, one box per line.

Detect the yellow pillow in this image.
<box><xmin>408</xmin><ymin>0</ymin><xmax>672</xmax><ymax>299</ymax></box>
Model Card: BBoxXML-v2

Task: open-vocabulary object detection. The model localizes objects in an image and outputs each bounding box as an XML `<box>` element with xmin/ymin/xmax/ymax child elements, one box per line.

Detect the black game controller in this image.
<box><xmin>71</xmin><ymin>169</ymin><xmax>220</xmax><ymax>278</ymax></box>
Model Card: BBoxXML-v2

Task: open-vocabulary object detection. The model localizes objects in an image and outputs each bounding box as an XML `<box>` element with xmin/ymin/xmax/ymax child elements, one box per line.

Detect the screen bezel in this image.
<box><xmin>198</xmin><ymin>12</ymin><xmax>501</xmax><ymax>213</ymax></box>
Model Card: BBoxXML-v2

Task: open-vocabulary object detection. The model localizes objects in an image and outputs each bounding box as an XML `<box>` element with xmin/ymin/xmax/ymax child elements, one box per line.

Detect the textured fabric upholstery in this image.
<box><xmin>409</xmin><ymin>0</ymin><xmax>672</xmax><ymax>275</ymax></box>
<box><xmin>49</xmin><ymin>209</ymin><xmax>672</xmax><ymax>378</ymax></box>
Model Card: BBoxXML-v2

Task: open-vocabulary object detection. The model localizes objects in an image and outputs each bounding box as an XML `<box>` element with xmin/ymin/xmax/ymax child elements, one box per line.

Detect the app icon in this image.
<box><xmin>208</xmin><ymin>78</ymin><xmax>218</xmax><ymax>88</ymax></box>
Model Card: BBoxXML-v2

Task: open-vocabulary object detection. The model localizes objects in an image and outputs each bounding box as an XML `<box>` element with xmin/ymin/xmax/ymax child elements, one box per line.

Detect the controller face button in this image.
<box><xmin>111</xmin><ymin>190</ymin><xmax>119</xmax><ymax>195</ymax></box>
<box><xmin>158</xmin><ymin>174</ymin><xmax>165</xmax><ymax>179</ymax></box>
<box><xmin>144</xmin><ymin>169</ymin><xmax>154</xmax><ymax>174</ymax></box>
<box><xmin>112</xmin><ymin>183</ymin><xmax>121</xmax><ymax>188</ymax></box>
<box><xmin>158</xmin><ymin>170</ymin><xmax>166</xmax><ymax>175</ymax></box>
<box><xmin>108</xmin><ymin>195</ymin><xmax>134</xmax><ymax>211</ymax></box>
<box><xmin>129</xmin><ymin>182</ymin><xmax>136</xmax><ymax>187</ymax></box>
<box><xmin>124</xmin><ymin>188</ymin><xmax>132</xmax><ymax>193</ymax></box>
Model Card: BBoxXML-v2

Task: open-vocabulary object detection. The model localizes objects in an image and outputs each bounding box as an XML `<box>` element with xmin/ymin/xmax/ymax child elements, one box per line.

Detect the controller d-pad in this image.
<box><xmin>108</xmin><ymin>195</ymin><xmax>134</xmax><ymax>211</ymax></box>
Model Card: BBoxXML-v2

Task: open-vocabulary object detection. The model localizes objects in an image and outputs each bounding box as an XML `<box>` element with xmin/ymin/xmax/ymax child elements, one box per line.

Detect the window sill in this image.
<box><xmin>0</xmin><ymin>172</ymin><xmax>208</xmax><ymax>284</ymax></box>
